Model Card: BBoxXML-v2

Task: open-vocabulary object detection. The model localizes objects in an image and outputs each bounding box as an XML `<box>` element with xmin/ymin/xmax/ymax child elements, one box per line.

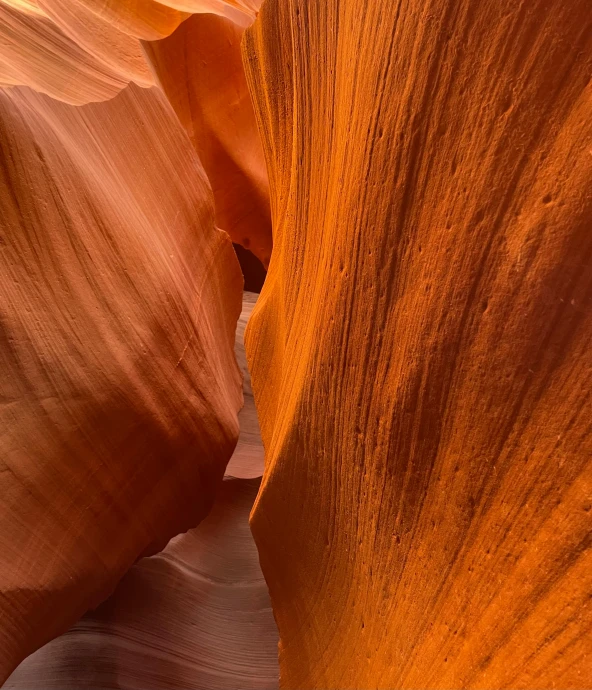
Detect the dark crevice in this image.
<box><xmin>233</xmin><ymin>243</ymin><xmax>267</xmax><ymax>293</ymax></box>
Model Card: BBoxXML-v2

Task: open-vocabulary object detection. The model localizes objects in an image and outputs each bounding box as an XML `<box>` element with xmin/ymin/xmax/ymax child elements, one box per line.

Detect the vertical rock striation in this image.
<box><xmin>243</xmin><ymin>0</ymin><xmax>592</xmax><ymax>687</ymax></box>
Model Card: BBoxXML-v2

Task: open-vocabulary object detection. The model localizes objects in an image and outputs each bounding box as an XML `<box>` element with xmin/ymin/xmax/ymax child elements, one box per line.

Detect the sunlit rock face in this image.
<box><xmin>1</xmin><ymin>0</ymin><xmax>591</xmax><ymax>688</ymax></box>
<box><xmin>244</xmin><ymin>1</ymin><xmax>592</xmax><ymax>688</ymax></box>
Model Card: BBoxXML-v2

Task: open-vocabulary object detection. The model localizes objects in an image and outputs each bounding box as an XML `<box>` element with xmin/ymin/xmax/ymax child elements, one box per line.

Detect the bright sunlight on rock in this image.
<box><xmin>0</xmin><ymin>0</ymin><xmax>590</xmax><ymax>688</ymax></box>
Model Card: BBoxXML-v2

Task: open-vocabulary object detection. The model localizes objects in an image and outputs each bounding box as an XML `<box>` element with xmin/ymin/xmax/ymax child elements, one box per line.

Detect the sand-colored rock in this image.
<box><xmin>0</xmin><ymin>83</ymin><xmax>243</xmax><ymax>683</ymax></box>
<box><xmin>40</xmin><ymin>0</ymin><xmax>261</xmax><ymax>41</ymax></box>
<box><xmin>244</xmin><ymin>1</ymin><xmax>592</xmax><ymax>687</ymax></box>
<box><xmin>156</xmin><ymin>0</ymin><xmax>260</xmax><ymax>28</ymax></box>
<box><xmin>226</xmin><ymin>292</ymin><xmax>265</xmax><ymax>479</ymax></box>
<box><xmin>0</xmin><ymin>0</ymin><xmax>45</xmax><ymax>17</ymax></box>
<box><xmin>145</xmin><ymin>13</ymin><xmax>272</xmax><ymax>267</ymax></box>
<box><xmin>4</xmin><ymin>478</ymin><xmax>278</xmax><ymax>690</ymax></box>
<box><xmin>36</xmin><ymin>0</ymin><xmax>154</xmax><ymax>88</ymax></box>
<box><xmin>58</xmin><ymin>0</ymin><xmax>188</xmax><ymax>40</ymax></box>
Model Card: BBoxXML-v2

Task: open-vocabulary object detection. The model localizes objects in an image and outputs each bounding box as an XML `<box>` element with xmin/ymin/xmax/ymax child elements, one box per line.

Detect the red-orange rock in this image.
<box><xmin>3</xmin><ymin>291</ymin><xmax>273</xmax><ymax>689</ymax></box>
<box><xmin>243</xmin><ymin>1</ymin><xmax>592</xmax><ymax>687</ymax></box>
<box><xmin>0</xmin><ymin>83</ymin><xmax>243</xmax><ymax>683</ymax></box>
<box><xmin>4</xmin><ymin>478</ymin><xmax>278</xmax><ymax>690</ymax></box>
<box><xmin>0</xmin><ymin>2</ymin><xmax>271</xmax><ymax>259</ymax></box>
<box><xmin>145</xmin><ymin>12</ymin><xmax>272</xmax><ymax>267</ymax></box>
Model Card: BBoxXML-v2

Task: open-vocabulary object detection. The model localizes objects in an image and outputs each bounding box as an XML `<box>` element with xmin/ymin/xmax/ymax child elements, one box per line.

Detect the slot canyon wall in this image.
<box><xmin>0</xmin><ymin>0</ymin><xmax>591</xmax><ymax>689</ymax></box>
<box><xmin>5</xmin><ymin>294</ymin><xmax>278</xmax><ymax>690</ymax></box>
<box><xmin>0</xmin><ymin>82</ymin><xmax>243</xmax><ymax>679</ymax></box>
<box><xmin>243</xmin><ymin>0</ymin><xmax>592</xmax><ymax>688</ymax></box>
<box><xmin>0</xmin><ymin>1</ymin><xmax>270</xmax><ymax>683</ymax></box>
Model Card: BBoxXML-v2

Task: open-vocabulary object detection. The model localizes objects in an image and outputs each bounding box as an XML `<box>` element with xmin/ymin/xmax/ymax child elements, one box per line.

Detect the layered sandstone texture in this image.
<box><xmin>0</xmin><ymin>1</ymin><xmax>272</xmax><ymax>682</ymax></box>
<box><xmin>0</xmin><ymin>0</ymin><xmax>270</xmax><ymax>260</ymax></box>
<box><xmin>0</xmin><ymin>83</ymin><xmax>243</xmax><ymax>682</ymax></box>
<box><xmin>4</xmin><ymin>292</ymin><xmax>275</xmax><ymax>690</ymax></box>
<box><xmin>1</xmin><ymin>0</ymin><xmax>591</xmax><ymax>688</ymax></box>
<box><xmin>244</xmin><ymin>0</ymin><xmax>592</xmax><ymax>688</ymax></box>
<box><xmin>5</xmin><ymin>479</ymin><xmax>277</xmax><ymax>690</ymax></box>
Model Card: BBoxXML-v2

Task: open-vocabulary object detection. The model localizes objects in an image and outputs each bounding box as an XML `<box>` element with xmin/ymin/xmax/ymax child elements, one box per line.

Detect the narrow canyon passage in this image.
<box><xmin>5</xmin><ymin>292</ymin><xmax>279</xmax><ymax>690</ymax></box>
<box><xmin>0</xmin><ymin>1</ymin><xmax>591</xmax><ymax>689</ymax></box>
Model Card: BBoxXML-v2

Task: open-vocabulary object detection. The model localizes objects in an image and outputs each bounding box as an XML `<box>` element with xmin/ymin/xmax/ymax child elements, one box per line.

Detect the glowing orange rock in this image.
<box><xmin>243</xmin><ymin>0</ymin><xmax>592</xmax><ymax>687</ymax></box>
<box><xmin>0</xmin><ymin>83</ymin><xmax>242</xmax><ymax>683</ymax></box>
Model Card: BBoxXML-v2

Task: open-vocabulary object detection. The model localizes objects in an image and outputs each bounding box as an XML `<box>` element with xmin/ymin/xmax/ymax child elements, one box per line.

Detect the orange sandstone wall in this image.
<box><xmin>244</xmin><ymin>1</ymin><xmax>592</xmax><ymax>688</ymax></box>
<box><xmin>0</xmin><ymin>83</ymin><xmax>243</xmax><ymax>682</ymax></box>
<box><xmin>145</xmin><ymin>13</ymin><xmax>272</xmax><ymax>267</ymax></box>
<box><xmin>0</xmin><ymin>2</ymin><xmax>273</xmax><ymax>679</ymax></box>
<box><xmin>3</xmin><ymin>293</ymin><xmax>275</xmax><ymax>690</ymax></box>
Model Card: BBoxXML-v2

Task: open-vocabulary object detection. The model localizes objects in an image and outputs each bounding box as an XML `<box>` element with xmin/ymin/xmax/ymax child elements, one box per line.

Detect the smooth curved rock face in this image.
<box><xmin>35</xmin><ymin>0</ymin><xmax>155</xmax><ymax>88</ymax></box>
<box><xmin>32</xmin><ymin>0</ymin><xmax>261</xmax><ymax>41</ymax></box>
<box><xmin>244</xmin><ymin>1</ymin><xmax>592</xmax><ymax>688</ymax></box>
<box><xmin>0</xmin><ymin>0</ymin><xmax>272</xmax><ymax>263</ymax></box>
<box><xmin>4</xmin><ymin>292</ymin><xmax>274</xmax><ymax>689</ymax></box>
<box><xmin>0</xmin><ymin>1</ymin><xmax>272</xmax><ymax>257</ymax></box>
<box><xmin>144</xmin><ymin>13</ymin><xmax>272</xmax><ymax>267</ymax></box>
<box><xmin>4</xmin><ymin>478</ymin><xmax>278</xmax><ymax>690</ymax></box>
<box><xmin>48</xmin><ymin>0</ymin><xmax>189</xmax><ymax>40</ymax></box>
<box><xmin>0</xmin><ymin>83</ymin><xmax>243</xmax><ymax>683</ymax></box>
<box><xmin>0</xmin><ymin>0</ymin><xmax>263</xmax><ymax>104</ymax></box>
<box><xmin>154</xmin><ymin>0</ymin><xmax>261</xmax><ymax>29</ymax></box>
<box><xmin>0</xmin><ymin>1</ymin><xmax>132</xmax><ymax>103</ymax></box>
